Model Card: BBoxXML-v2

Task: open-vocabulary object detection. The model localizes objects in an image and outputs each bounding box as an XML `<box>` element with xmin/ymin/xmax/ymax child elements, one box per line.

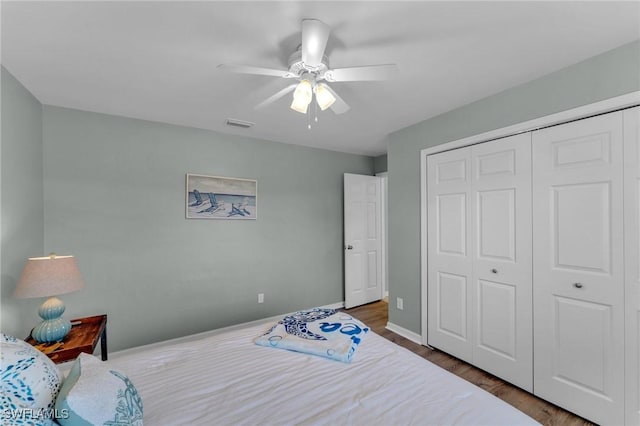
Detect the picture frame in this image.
<box><xmin>186</xmin><ymin>173</ymin><xmax>257</xmax><ymax>220</ymax></box>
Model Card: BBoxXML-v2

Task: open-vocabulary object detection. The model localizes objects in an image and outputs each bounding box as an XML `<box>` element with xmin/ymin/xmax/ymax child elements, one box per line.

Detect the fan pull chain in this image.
<box><xmin>314</xmin><ymin>97</ymin><xmax>318</xmax><ymax>123</ymax></box>
<box><xmin>307</xmin><ymin>95</ymin><xmax>314</xmax><ymax>129</ymax></box>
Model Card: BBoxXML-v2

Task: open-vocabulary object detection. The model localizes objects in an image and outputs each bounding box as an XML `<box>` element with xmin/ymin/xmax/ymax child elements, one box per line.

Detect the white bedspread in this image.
<box><xmin>106</xmin><ymin>322</ymin><xmax>539</xmax><ymax>425</ymax></box>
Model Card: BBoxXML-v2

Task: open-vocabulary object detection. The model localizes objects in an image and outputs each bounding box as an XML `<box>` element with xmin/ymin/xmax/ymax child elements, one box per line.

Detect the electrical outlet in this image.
<box><xmin>396</xmin><ymin>297</ymin><xmax>404</xmax><ymax>310</ymax></box>
<box><xmin>258</xmin><ymin>293</ymin><xmax>264</xmax><ymax>304</ymax></box>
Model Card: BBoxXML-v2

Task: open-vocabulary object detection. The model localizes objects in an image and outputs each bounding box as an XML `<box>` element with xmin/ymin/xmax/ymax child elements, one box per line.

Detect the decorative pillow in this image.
<box><xmin>254</xmin><ymin>308</ymin><xmax>369</xmax><ymax>363</ymax></box>
<box><xmin>1</xmin><ymin>333</ymin><xmax>63</xmax><ymax>425</ymax></box>
<box><xmin>55</xmin><ymin>353</ymin><xmax>143</xmax><ymax>426</ymax></box>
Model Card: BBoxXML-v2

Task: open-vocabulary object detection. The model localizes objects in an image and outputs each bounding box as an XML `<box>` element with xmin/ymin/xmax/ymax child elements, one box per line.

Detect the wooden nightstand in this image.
<box><xmin>26</xmin><ymin>314</ymin><xmax>107</xmax><ymax>364</ymax></box>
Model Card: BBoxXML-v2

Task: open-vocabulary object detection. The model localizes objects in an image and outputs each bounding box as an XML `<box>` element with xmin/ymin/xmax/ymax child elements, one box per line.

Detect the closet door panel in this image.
<box><xmin>438</xmin><ymin>193</ymin><xmax>467</xmax><ymax>255</ymax></box>
<box><xmin>625</xmin><ymin>106</ymin><xmax>640</xmax><ymax>426</ymax></box>
<box><xmin>533</xmin><ymin>111</ymin><xmax>624</xmax><ymax>425</ymax></box>
<box><xmin>477</xmin><ymin>279</ymin><xmax>516</xmax><ymax>354</ymax></box>
<box><xmin>553</xmin><ymin>182</ymin><xmax>611</xmax><ymax>272</ymax></box>
<box><xmin>471</xmin><ymin>133</ymin><xmax>533</xmax><ymax>391</ymax></box>
<box><xmin>477</xmin><ymin>189</ymin><xmax>515</xmax><ymax>260</ymax></box>
<box><xmin>427</xmin><ymin>148</ymin><xmax>473</xmax><ymax>362</ymax></box>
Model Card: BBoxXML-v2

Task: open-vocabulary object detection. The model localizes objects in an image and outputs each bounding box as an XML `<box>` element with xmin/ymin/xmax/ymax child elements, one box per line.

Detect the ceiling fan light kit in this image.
<box><xmin>289</xmin><ymin>75</ymin><xmax>336</xmax><ymax>114</ymax></box>
<box><xmin>290</xmin><ymin>78</ymin><xmax>313</xmax><ymax>113</ymax></box>
<box><xmin>218</xmin><ymin>18</ymin><xmax>397</xmax><ymax>119</ymax></box>
<box><xmin>314</xmin><ymin>83</ymin><xmax>336</xmax><ymax>111</ymax></box>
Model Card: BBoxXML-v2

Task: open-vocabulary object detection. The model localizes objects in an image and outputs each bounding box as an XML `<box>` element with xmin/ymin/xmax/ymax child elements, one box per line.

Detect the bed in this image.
<box><xmin>99</xmin><ymin>312</ymin><xmax>539</xmax><ymax>425</ymax></box>
<box><xmin>2</xmin><ymin>309</ymin><xmax>539</xmax><ymax>425</ymax></box>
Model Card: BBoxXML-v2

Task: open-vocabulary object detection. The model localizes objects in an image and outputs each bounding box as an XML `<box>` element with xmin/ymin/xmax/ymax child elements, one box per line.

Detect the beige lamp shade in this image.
<box><xmin>14</xmin><ymin>254</ymin><xmax>85</xmax><ymax>299</ymax></box>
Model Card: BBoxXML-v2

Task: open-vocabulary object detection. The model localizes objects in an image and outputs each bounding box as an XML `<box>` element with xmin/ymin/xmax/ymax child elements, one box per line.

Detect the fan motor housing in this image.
<box><xmin>288</xmin><ymin>48</ymin><xmax>329</xmax><ymax>80</ymax></box>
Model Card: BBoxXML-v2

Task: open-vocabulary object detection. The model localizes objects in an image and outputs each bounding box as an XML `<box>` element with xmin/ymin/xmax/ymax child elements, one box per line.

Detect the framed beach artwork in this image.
<box><xmin>186</xmin><ymin>174</ymin><xmax>257</xmax><ymax>220</ymax></box>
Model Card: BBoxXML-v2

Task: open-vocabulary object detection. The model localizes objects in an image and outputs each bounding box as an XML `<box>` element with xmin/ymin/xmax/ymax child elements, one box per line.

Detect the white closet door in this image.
<box><xmin>471</xmin><ymin>133</ymin><xmax>532</xmax><ymax>391</ymax></box>
<box><xmin>625</xmin><ymin>106</ymin><xmax>640</xmax><ymax>426</ymax></box>
<box><xmin>533</xmin><ymin>111</ymin><xmax>624</xmax><ymax>425</ymax></box>
<box><xmin>427</xmin><ymin>148</ymin><xmax>473</xmax><ymax>362</ymax></box>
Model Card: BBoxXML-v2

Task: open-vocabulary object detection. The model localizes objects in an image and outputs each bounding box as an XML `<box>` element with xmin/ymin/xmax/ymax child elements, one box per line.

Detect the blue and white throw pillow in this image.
<box><xmin>255</xmin><ymin>308</ymin><xmax>369</xmax><ymax>363</ymax></box>
<box><xmin>55</xmin><ymin>353</ymin><xmax>143</xmax><ymax>426</ymax></box>
<box><xmin>1</xmin><ymin>333</ymin><xmax>63</xmax><ymax>426</ymax></box>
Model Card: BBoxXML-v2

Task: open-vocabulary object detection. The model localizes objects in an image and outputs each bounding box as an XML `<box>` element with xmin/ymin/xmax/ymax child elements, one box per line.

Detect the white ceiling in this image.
<box><xmin>2</xmin><ymin>1</ymin><xmax>639</xmax><ymax>156</ymax></box>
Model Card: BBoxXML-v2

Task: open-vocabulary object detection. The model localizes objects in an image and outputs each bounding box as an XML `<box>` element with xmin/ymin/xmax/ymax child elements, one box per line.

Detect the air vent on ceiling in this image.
<box><xmin>225</xmin><ymin>118</ymin><xmax>254</xmax><ymax>129</ymax></box>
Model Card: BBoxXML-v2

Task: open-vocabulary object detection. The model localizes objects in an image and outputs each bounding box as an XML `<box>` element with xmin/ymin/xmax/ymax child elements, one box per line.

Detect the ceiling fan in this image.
<box><xmin>218</xmin><ymin>19</ymin><xmax>398</xmax><ymax>117</ymax></box>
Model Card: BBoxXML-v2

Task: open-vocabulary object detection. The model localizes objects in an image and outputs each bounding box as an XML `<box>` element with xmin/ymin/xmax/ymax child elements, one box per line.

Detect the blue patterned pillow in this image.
<box><xmin>55</xmin><ymin>353</ymin><xmax>143</xmax><ymax>426</ymax></box>
<box><xmin>255</xmin><ymin>309</ymin><xmax>370</xmax><ymax>362</ymax></box>
<box><xmin>0</xmin><ymin>333</ymin><xmax>63</xmax><ymax>425</ymax></box>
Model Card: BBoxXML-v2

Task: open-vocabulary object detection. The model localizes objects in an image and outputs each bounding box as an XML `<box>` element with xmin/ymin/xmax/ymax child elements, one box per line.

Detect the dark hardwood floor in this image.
<box><xmin>343</xmin><ymin>300</ymin><xmax>595</xmax><ymax>426</ymax></box>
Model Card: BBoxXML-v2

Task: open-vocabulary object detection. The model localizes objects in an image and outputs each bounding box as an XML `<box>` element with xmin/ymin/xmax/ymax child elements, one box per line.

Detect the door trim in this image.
<box><xmin>420</xmin><ymin>91</ymin><xmax>640</xmax><ymax>345</ymax></box>
<box><xmin>376</xmin><ymin>171</ymin><xmax>388</xmax><ymax>298</ymax></box>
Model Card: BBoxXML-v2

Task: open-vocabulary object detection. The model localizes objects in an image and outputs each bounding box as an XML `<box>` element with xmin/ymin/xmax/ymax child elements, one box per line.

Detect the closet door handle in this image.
<box><xmin>491</xmin><ymin>268</ymin><xmax>498</xmax><ymax>274</ymax></box>
<box><xmin>573</xmin><ymin>282</ymin><xmax>583</xmax><ymax>289</ymax></box>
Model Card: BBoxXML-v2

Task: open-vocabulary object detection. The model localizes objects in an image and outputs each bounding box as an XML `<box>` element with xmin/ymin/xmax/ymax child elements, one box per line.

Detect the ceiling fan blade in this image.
<box><xmin>217</xmin><ymin>64</ymin><xmax>294</xmax><ymax>78</ymax></box>
<box><xmin>323</xmin><ymin>85</ymin><xmax>350</xmax><ymax>114</ymax></box>
<box><xmin>301</xmin><ymin>19</ymin><xmax>330</xmax><ymax>67</ymax></box>
<box><xmin>255</xmin><ymin>84</ymin><xmax>297</xmax><ymax>109</ymax></box>
<box><xmin>324</xmin><ymin>64</ymin><xmax>398</xmax><ymax>82</ymax></box>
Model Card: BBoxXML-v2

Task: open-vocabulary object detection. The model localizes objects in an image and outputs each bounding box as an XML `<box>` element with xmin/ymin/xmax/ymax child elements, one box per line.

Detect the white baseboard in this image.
<box><xmin>321</xmin><ymin>301</ymin><xmax>345</xmax><ymax>310</ymax></box>
<box><xmin>385</xmin><ymin>322</ymin><xmax>423</xmax><ymax>345</ymax></box>
<box><xmin>110</xmin><ymin>301</ymin><xmax>346</xmax><ymax>360</ymax></box>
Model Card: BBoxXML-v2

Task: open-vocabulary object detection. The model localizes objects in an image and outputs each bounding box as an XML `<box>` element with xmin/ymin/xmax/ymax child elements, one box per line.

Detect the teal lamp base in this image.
<box><xmin>31</xmin><ymin>296</ymin><xmax>71</xmax><ymax>343</ymax></box>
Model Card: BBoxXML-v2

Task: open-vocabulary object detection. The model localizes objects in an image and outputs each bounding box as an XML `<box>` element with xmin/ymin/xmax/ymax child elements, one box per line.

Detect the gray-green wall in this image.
<box><xmin>373</xmin><ymin>154</ymin><xmax>387</xmax><ymax>173</ymax></box>
<box><xmin>387</xmin><ymin>40</ymin><xmax>640</xmax><ymax>333</ymax></box>
<box><xmin>38</xmin><ymin>106</ymin><xmax>372</xmax><ymax>351</ymax></box>
<box><xmin>1</xmin><ymin>67</ymin><xmax>45</xmax><ymax>334</ymax></box>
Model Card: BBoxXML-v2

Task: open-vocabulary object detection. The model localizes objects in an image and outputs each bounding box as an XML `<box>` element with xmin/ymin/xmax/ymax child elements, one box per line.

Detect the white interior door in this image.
<box><xmin>471</xmin><ymin>133</ymin><xmax>533</xmax><ymax>391</ymax></box>
<box><xmin>344</xmin><ymin>173</ymin><xmax>382</xmax><ymax>309</ymax></box>
<box><xmin>532</xmin><ymin>111</ymin><xmax>625</xmax><ymax>425</ymax></box>
<box><xmin>427</xmin><ymin>148</ymin><xmax>473</xmax><ymax>363</ymax></box>
<box><xmin>625</xmin><ymin>106</ymin><xmax>640</xmax><ymax>426</ymax></box>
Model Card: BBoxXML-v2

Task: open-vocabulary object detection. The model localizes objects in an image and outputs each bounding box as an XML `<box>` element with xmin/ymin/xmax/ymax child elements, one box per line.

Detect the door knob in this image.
<box><xmin>491</xmin><ymin>268</ymin><xmax>498</xmax><ymax>274</ymax></box>
<box><xmin>573</xmin><ymin>282</ymin><xmax>583</xmax><ymax>289</ymax></box>
<box><xmin>346</xmin><ymin>245</ymin><xmax>353</xmax><ymax>250</ymax></box>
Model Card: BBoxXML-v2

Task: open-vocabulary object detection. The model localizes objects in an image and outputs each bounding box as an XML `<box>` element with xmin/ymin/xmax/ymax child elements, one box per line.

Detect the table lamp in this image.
<box><xmin>14</xmin><ymin>253</ymin><xmax>85</xmax><ymax>343</ymax></box>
